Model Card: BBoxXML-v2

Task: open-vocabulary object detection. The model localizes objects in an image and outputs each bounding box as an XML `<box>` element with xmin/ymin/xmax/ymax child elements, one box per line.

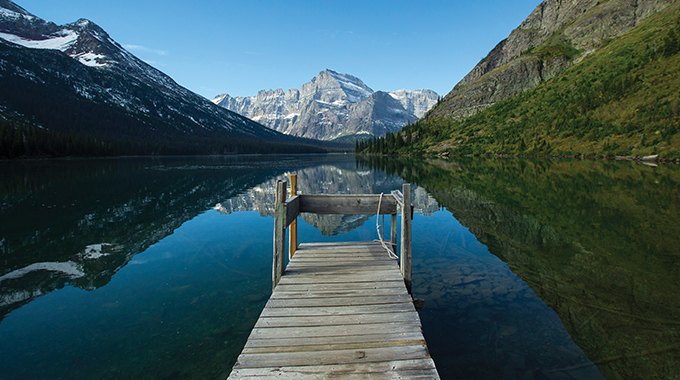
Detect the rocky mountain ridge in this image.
<box><xmin>429</xmin><ymin>0</ymin><xmax>678</xmax><ymax>121</ymax></box>
<box><xmin>0</xmin><ymin>0</ymin><xmax>326</xmax><ymax>156</ymax></box>
<box><xmin>213</xmin><ymin>69</ymin><xmax>439</xmax><ymax>141</ymax></box>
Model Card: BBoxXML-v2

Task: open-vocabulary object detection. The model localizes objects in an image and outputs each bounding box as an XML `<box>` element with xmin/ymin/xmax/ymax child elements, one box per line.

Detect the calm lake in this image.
<box><xmin>0</xmin><ymin>155</ymin><xmax>678</xmax><ymax>380</ymax></box>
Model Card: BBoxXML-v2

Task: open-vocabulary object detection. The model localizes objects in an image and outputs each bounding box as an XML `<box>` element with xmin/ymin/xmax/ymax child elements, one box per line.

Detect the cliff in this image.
<box><xmin>429</xmin><ymin>0</ymin><xmax>677</xmax><ymax>120</ymax></box>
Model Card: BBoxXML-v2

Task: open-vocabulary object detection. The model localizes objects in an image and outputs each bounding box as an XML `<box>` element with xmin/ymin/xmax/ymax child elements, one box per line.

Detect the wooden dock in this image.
<box><xmin>227</xmin><ymin>180</ymin><xmax>439</xmax><ymax>379</ymax></box>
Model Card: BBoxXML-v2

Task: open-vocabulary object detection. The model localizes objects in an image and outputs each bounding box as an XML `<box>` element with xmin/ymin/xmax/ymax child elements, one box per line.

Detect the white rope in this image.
<box><xmin>375</xmin><ymin>193</ymin><xmax>399</xmax><ymax>260</ymax></box>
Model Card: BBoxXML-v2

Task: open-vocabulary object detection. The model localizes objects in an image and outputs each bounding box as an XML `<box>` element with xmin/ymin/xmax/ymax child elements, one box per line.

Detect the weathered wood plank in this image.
<box><xmin>291</xmin><ymin>249</ymin><xmax>391</xmax><ymax>257</ymax></box>
<box><xmin>272</xmin><ymin>180</ymin><xmax>287</xmax><ymax>290</ymax></box>
<box><xmin>229</xmin><ymin>359</ymin><xmax>439</xmax><ymax>379</ymax></box>
<box><xmin>234</xmin><ymin>344</ymin><xmax>431</xmax><ymax>368</ymax></box>
<box><xmin>230</xmin><ymin>372</ymin><xmax>437</xmax><ymax>380</ymax></box>
<box><xmin>287</xmin><ymin>258</ymin><xmax>394</xmax><ymax>265</ymax></box>
<box><xmin>244</xmin><ymin>331</ymin><xmax>425</xmax><ymax>348</ymax></box>
<box><xmin>289</xmin><ymin>175</ymin><xmax>298</xmax><ymax>259</ymax></box>
<box><xmin>254</xmin><ymin>311</ymin><xmax>421</xmax><ymax>328</ymax></box>
<box><xmin>269</xmin><ymin>287</ymin><xmax>408</xmax><ymax>300</ymax></box>
<box><xmin>391</xmin><ymin>190</ymin><xmax>404</xmax><ymax>208</ymax></box>
<box><xmin>284</xmin><ymin>264</ymin><xmax>397</xmax><ymax>274</ymax></box>
<box><xmin>286</xmin><ymin>258</ymin><xmax>395</xmax><ymax>266</ymax></box>
<box><xmin>274</xmin><ymin>280</ymin><xmax>405</xmax><ymax>292</ymax></box>
<box><xmin>286</xmin><ymin>257</ymin><xmax>396</xmax><ymax>266</ymax></box>
<box><xmin>258</xmin><ymin>303</ymin><xmax>415</xmax><ymax>317</ymax></box>
<box><xmin>299</xmin><ymin>194</ymin><xmax>397</xmax><ymax>215</ymax></box>
<box><xmin>283</xmin><ymin>267</ymin><xmax>402</xmax><ymax>277</ymax></box>
<box><xmin>294</xmin><ymin>246</ymin><xmax>387</xmax><ymax>254</ymax></box>
<box><xmin>391</xmin><ymin>212</ymin><xmax>398</xmax><ymax>246</ymax></box>
<box><xmin>291</xmin><ymin>249</ymin><xmax>390</xmax><ymax>258</ymax></box>
<box><xmin>265</xmin><ymin>294</ymin><xmax>414</xmax><ymax>308</ymax></box>
<box><xmin>277</xmin><ymin>272</ymin><xmax>405</xmax><ymax>285</ymax></box>
<box><xmin>244</xmin><ymin>331</ymin><xmax>427</xmax><ymax>348</ymax></box>
<box><xmin>277</xmin><ymin>281</ymin><xmax>403</xmax><ymax>297</ymax></box>
<box><xmin>298</xmin><ymin>241</ymin><xmax>385</xmax><ymax>247</ymax></box>
<box><xmin>401</xmin><ymin>183</ymin><xmax>412</xmax><ymax>293</ymax></box>
<box><xmin>282</xmin><ymin>269</ymin><xmax>401</xmax><ymax>278</ymax></box>
<box><xmin>248</xmin><ymin>322</ymin><xmax>423</xmax><ymax>340</ymax></box>
<box><xmin>242</xmin><ymin>339</ymin><xmax>427</xmax><ymax>354</ymax></box>
<box><xmin>284</xmin><ymin>195</ymin><xmax>300</xmax><ymax>228</ymax></box>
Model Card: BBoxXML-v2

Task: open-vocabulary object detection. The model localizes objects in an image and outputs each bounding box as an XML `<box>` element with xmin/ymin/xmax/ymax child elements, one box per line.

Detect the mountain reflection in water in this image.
<box><xmin>214</xmin><ymin>165</ymin><xmax>439</xmax><ymax>236</ymax></box>
<box><xmin>360</xmin><ymin>156</ymin><xmax>680</xmax><ymax>380</ymax></box>
<box><xmin>0</xmin><ymin>155</ymin><xmax>677</xmax><ymax>379</ymax></box>
<box><xmin>0</xmin><ymin>156</ymin><xmax>329</xmax><ymax>320</ymax></box>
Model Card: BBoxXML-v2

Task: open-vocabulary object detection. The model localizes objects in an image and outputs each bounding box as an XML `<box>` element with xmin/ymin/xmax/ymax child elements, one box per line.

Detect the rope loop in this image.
<box><xmin>375</xmin><ymin>193</ymin><xmax>399</xmax><ymax>260</ymax></box>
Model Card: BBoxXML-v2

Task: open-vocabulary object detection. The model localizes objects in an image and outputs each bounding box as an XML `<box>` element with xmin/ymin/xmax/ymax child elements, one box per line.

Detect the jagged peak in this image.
<box><xmin>212</xmin><ymin>94</ymin><xmax>230</xmax><ymax>103</ymax></box>
<box><xmin>65</xmin><ymin>18</ymin><xmax>110</xmax><ymax>39</ymax></box>
<box><xmin>322</xmin><ymin>69</ymin><xmax>373</xmax><ymax>91</ymax></box>
<box><xmin>308</xmin><ymin>68</ymin><xmax>374</xmax><ymax>104</ymax></box>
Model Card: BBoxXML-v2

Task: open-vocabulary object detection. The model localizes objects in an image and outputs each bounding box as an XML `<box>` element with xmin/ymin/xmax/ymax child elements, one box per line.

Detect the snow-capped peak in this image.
<box><xmin>324</xmin><ymin>69</ymin><xmax>373</xmax><ymax>103</ymax></box>
<box><xmin>388</xmin><ymin>88</ymin><xmax>440</xmax><ymax>118</ymax></box>
<box><xmin>0</xmin><ymin>0</ymin><xmax>34</xmax><ymax>19</ymax></box>
<box><xmin>0</xmin><ymin>1</ymin><xmax>111</xmax><ymax>68</ymax></box>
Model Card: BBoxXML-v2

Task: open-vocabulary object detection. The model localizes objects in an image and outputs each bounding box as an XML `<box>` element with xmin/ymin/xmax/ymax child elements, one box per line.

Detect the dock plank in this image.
<box><xmin>244</xmin><ymin>332</ymin><xmax>427</xmax><ymax>348</ymax></box>
<box><xmin>273</xmin><ymin>280</ymin><xmax>405</xmax><ymax>292</ymax></box>
<box><xmin>235</xmin><ymin>345</ymin><xmax>431</xmax><ymax>368</ymax></box>
<box><xmin>269</xmin><ymin>287</ymin><xmax>408</xmax><ymax>299</ymax></box>
<box><xmin>258</xmin><ymin>303</ymin><xmax>415</xmax><ymax>317</ymax></box>
<box><xmin>227</xmin><ymin>241</ymin><xmax>439</xmax><ymax>379</ymax></box>
<box><xmin>229</xmin><ymin>359</ymin><xmax>439</xmax><ymax>379</ymax></box>
<box><xmin>254</xmin><ymin>311</ymin><xmax>422</xmax><ymax>328</ymax></box>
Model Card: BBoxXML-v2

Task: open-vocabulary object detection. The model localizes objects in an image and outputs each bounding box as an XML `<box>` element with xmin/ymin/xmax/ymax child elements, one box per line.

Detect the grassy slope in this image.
<box><xmin>395</xmin><ymin>4</ymin><xmax>680</xmax><ymax>159</ymax></box>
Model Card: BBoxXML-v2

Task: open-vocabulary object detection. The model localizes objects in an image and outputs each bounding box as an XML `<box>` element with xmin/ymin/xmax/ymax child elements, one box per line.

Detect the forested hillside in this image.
<box><xmin>361</xmin><ymin>3</ymin><xmax>680</xmax><ymax>160</ymax></box>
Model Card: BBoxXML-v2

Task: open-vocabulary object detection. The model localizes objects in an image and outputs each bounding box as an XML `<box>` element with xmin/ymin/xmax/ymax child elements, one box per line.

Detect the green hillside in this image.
<box><xmin>361</xmin><ymin>5</ymin><xmax>680</xmax><ymax>160</ymax></box>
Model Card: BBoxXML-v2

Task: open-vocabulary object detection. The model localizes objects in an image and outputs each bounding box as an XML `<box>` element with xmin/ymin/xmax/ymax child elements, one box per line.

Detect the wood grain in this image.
<box><xmin>229</xmin><ymin>241</ymin><xmax>439</xmax><ymax>379</ymax></box>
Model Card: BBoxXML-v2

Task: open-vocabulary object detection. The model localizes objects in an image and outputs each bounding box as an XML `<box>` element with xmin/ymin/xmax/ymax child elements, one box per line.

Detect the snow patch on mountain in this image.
<box><xmin>388</xmin><ymin>89</ymin><xmax>440</xmax><ymax>118</ymax></box>
<box><xmin>326</xmin><ymin>69</ymin><xmax>373</xmax><ymax>103</ymax></box>
<box><xmin>73</xmin><ymin>51</ymin><xmax>107</xmax><ymax>67</ymax></box>
<box><xmin>0</xmin><ymin>29</ymin><xmax>78</xmax><ymax>51</ymax></box>
<box><xmin>0</xmin><ymin>262</ymin><xmax>85</xmax><ymax>284</ymax></box>
<box><xmin>0</xmin><ymin>6</ymin><xmax>33</xmax><ymax>21</ymax></box>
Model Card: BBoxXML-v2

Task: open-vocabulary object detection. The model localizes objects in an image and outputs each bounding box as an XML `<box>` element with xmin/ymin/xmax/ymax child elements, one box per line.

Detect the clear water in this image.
<box><xmin>0</xmin><ymin>155</ymin><xmax>678</xmax><ymax>379</ymax></box>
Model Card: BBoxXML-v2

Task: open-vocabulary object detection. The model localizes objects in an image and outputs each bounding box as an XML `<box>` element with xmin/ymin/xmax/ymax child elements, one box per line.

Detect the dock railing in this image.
<box><xmin>273</xmin><ymin>176</ymin><xmax>413</xmax><ymax>292</ymax></box>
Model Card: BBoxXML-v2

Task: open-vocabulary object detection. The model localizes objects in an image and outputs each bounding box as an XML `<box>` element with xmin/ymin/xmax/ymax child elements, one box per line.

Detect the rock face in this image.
<box><xmin>430</xmin><ymin>0</ymin><xmax>677</xmax><ymax>120</ymax></box>
<box><xmin>213</xmin><ymin>69</ymin><xmax>439</xmax><ymax>141</ymax></box>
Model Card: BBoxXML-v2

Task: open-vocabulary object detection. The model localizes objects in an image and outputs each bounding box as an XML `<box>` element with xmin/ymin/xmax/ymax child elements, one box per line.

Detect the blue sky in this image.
<box><xmin>19</xmin><ymin>0</ymin><xmax>541</xmax><ymax>99</ymax></box>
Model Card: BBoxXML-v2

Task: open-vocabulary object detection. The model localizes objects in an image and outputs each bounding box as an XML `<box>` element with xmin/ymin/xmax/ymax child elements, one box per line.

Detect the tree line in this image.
<box><xmin>357</xmin><ymin>12</ymin><xmax>680</xmax><ymax>159</ymax></box>
<box><xmin>0</xmin><ymin>120</ymin><xmax>328</xmax><ymax>159</ymax></box>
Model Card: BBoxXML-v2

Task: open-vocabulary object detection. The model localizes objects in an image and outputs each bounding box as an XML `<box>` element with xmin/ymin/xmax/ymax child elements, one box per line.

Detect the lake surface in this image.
<box><xmin>0</xmin><ymin>155</ymin><xmax>678</xmax><ymax>380</ymax></box>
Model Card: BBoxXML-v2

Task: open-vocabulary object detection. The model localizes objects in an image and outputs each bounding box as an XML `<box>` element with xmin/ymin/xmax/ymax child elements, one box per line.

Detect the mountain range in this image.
<box><xmin>212</xmin><ymin>69</ymin><xmax>439</xmax><ymax>141</ymax></box>
<box><xmin>0</xmin><ymin>0</ymin><xmax>330</xmax><ymax>158</ymax></box>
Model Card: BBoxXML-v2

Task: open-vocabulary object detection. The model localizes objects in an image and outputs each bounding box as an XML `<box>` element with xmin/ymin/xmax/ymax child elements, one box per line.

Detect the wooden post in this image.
<box><xmin>400</xmin><ymin>184</ymin><xmax>412</xmax><ymax>294</ymax></box>
<box><xmin>391</xmin><ymin>213</ymin><xmax>397</xmax><ymax>247</ymax></box>
<box><xmin>273</xmin><ymin>180</ymin><xmax>287</xmax><ymax>290</ymax></box>
<box><xmin>289</xmin><ymin>174</ymin><xmax>298</xmax><ymax>259</ymax></box>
